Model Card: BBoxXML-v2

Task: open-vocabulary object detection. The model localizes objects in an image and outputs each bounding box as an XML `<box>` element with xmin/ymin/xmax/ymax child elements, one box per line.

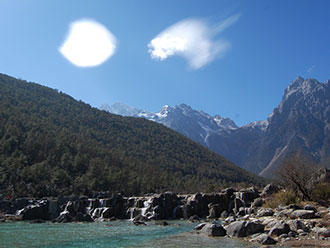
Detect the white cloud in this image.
<box><xmin>148</xmin><ymin>15</ymin><xmax>240</xmax><ymax>69</ymax></box>
<box><xmin>307</xmin><ymin>65</ymin><xmax>316</xmax><ymax>73</ymax></box>
<box><xmin>59</xmin><ymin>19</ymin><xmax>117</xmax><ymax>67</ymax></box>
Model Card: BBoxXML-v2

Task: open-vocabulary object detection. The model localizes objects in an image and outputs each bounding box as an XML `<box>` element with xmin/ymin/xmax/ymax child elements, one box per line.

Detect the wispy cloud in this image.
<box><xmin>148</xmin><ymin>14</ymin><xmax>240</xmax><ymax>69</ymax></box>
<box><xmin>307</xmin><ymin>65</ymin><xmax>316</xmax><ymax>73</ymax></box>
<box><xmin>59</xmin><ymin>19</ymin><xmax>117</xmax><ymax>67</ymax></box>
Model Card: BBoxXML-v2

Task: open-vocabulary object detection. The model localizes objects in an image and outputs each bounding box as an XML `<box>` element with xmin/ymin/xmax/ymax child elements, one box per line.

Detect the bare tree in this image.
<box><xmin>277</xmin><ymin>152</ymin><xmax>316</xmax><ymax>201</ymax></box>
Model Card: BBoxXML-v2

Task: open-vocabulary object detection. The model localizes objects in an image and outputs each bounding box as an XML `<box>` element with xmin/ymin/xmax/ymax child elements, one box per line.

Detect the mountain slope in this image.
<box><xmin>255</xmin><ymin>77</ymin><xmax>330</xmax><ymax>177</ymax></box>
<box><xmin>0</xmin><ymin>73</ymin><xmax>265</xmax><ymax>197</ymax></box>
<box><xmin>102</xmin><ymin>77</ymin><xmax>330</xmax><ymax>177</ymax></box>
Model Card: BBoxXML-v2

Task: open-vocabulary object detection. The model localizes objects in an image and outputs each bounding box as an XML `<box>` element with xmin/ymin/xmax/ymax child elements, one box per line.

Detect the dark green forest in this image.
<box><xmin>0</xmin><ymin>73</ymin><xmax>265</xmax><ymax>197</ymax></box>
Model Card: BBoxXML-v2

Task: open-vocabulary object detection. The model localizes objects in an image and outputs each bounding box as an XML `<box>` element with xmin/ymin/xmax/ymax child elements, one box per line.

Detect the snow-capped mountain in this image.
<box><xmin>101</xmin><ymin>77</ymin><xmax>330</xmax><ymax>178</ymax></box>
<box><xmin>101</xmin><ymin>103</ymin><xmax>238</xmax><ymax>147</ymax></box>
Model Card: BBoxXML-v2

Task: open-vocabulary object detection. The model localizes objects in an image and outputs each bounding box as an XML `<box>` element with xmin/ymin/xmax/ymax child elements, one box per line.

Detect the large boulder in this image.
<box><xmin>256</xmin><ymin>208</ymin><xmax>274</xmax><ymax>217</ymax></box>
<box><xmin>18</xmin><ymin>200</ymin><xmax>49</xmax><ymax>220</ymax></box>
<box><xmin>207</xmin><ymin>204</ymin><xmax>225</xmax><ymax>219</ymax></box>
<box><xmin>261</xmin><ymin>184</ymin><xmax>280</xmax><ymax>197</ymax></box>
<box><xmin>292</xmin><ymin>220</ymin><xmax>309</xmax><ymax>232</ymax></box>
<box><xmin>200</xmin><ymin>222</ymin><xmax>226</xmax><ymax>237</ymax></box>
<box><xmin>237</xmin><ymin>187</ymin><xmax>260</xmax><ymax>205</ymax></box>
<box><xmin>226</xmin><ymin>220</ymin><xmax>264</xmax><ymax>237</ymax></box>
<box><xmin>102</xmin><ymin>207</ymin><xmax>114</xmax><ymax>218</ymax></box>
<box><xmin>290</xmin><ymin>210</ymin><xmax>315</xmax><ymax>219</ymax></box>
<box><xmin>312</xmin><ymin>227</ymin><xmax>330</xmax><ymax>238</ymax></box>
<box><xmin>269</xmin><ymin>221</ymin><xmax>291</xmax><ymax>236</ymax></box>
<box><xmin>304</xmin><ymin>204</ymin><xmax>317</xmax><ymax>212</ymax></box>
<box><xmin>251</xmin><ymin>233</ymin><xmax>277</xmax><ymax>245</ymax></box>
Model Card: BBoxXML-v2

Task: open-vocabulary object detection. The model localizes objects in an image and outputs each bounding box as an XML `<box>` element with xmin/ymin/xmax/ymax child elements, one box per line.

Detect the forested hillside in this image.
<box><xmin>0</xmin><ymin>74</ymin><xmax>265</xmax><ymax>197</ymax></box>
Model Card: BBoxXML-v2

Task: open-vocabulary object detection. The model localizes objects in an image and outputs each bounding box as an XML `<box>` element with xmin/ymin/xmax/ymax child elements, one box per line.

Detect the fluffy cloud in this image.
<box><xmin>59</xmin><ymin>19</ymin><xmax>117</xmax><ymax>67</ymax></box>
<box><xmin>148</xmin><ymin>15</ymin><xmax>240</xmax><ymax>69</ymax></box>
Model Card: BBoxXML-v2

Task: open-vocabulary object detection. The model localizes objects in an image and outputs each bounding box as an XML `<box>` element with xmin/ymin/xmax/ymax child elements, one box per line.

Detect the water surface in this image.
<box><xmin>0</xmin><ymin>221</ymin><xmax>260</xmax><ymax>248</ymax></box>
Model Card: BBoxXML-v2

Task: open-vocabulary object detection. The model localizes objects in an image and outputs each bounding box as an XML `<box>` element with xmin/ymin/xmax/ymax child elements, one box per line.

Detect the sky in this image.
<box><xmin>0</xmin><ymin>0</ymin><xmax>329</xmax><ymax>126</ymax></box>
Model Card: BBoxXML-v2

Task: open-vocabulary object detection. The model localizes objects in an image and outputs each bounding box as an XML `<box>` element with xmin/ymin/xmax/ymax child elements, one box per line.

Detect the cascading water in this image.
<box><xmin>141</xmin><ymin>198</ymin><xmax>153</xmax><ymax>217</ymax></box>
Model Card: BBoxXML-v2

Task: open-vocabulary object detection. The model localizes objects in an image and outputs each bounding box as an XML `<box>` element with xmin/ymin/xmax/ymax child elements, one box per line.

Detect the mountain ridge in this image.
<box><xmin>0</xmin><ymin>73</ymin><xmax>265</xmax><ymax>197</ymax></box>
<box><xmin>102</xmin><ymin>76</ymin><xmax>330</xmax><ymax>177</ymax></box>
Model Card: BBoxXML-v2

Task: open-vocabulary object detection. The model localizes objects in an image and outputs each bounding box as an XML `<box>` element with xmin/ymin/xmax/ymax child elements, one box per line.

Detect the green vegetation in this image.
<box><xmin>0</xmin><ymin>73</ymin><xmax>265</xmax><ymax>197</ymax></box>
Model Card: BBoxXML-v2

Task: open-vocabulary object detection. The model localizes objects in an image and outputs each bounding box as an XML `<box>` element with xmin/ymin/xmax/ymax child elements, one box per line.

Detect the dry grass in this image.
<box><xmin>263</xmin><ymin>190</ymin><xmax>300</xmax><ymax>209</ymax></box>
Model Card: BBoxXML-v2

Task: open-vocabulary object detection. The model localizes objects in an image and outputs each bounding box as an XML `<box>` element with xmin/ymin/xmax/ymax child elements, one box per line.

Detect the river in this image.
<box><xmin>0</xmin><ymin>220</ymin><xmax>262</xmax><ymax>248</ymax></box>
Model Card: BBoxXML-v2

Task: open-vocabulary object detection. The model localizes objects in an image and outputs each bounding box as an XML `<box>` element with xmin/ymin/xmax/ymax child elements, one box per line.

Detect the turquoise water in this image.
<box><xmin>0</xmin><ymin>221</ymin><xmax>259</xmax><ymax>248</ymax></box>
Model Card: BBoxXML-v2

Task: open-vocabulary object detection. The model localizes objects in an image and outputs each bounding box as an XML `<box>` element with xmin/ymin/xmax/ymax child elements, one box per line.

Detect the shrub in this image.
<box><xmin>311</xmin><ymin>183</ymin><xmax>330</xmax><ymax>205</ymax></box>
<box><xmin>264</xmin><ymin>190</ymin><xmax>300</xmax><ymax>209</ymax></box>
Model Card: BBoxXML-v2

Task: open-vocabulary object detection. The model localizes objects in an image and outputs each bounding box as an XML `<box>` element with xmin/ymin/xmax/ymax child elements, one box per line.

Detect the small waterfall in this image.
<box><xmin>172</xmin><ymin>205</ymin><xmax>180</xmax><ymax>219</ymax></box>
<box><xmin>92</xmin><ymin>207</ymin><xmax>104</xmax><ymax>219</ymax></box>
<box><xmin>141</xmin><ymin>198</ymin><xmax>152</xmax><ymax>216</ymax></box>
<box><xmin>85</xmin><ymin>199</ymin><xmax>94</xmax><ymax>215</ymax></box>
<box><xmin>127</xmin><ymin>207</ymin><xmax>140</xmax><ymax>220</ymax></box>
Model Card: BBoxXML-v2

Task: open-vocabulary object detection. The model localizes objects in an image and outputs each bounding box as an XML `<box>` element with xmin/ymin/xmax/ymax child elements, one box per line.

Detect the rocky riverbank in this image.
<box><xmin>0</xmin><ymin>184</ymin><xmax>329</xmax><ymax>247</ymax></box>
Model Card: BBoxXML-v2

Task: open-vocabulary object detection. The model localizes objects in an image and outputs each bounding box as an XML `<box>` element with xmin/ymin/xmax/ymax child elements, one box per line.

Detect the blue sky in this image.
<box><xmin>1</xmin><ymin>0</ymin><xmax>329</xmax><ymax>126</ymax></box>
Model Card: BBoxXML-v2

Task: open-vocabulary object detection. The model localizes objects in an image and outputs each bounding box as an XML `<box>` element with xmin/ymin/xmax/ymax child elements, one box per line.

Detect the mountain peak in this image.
<box><xmin>283</xmin><ymin>77</ymin><xmax>321</xmax><ymax>102</ymax></box>
<box><xmin>100</xmin><ymin>102</ymin><xmax>141</xmax><ymax>116</ymax></box>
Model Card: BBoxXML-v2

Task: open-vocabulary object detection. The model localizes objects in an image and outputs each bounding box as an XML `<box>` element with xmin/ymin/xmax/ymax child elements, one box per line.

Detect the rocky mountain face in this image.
<box><xmin>255</xmin><ymin>77</ymin><xmax>330</xmax><ymax>177</ymax></box>
<box><xmin>101</xmin><ymin>77</ymin><xmax>330</xmax><ymax>177</ymax></box>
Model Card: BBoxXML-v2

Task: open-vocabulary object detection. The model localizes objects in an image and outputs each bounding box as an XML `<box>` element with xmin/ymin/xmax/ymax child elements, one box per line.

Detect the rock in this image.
<box><xmin>287</xmin><ymin>204</ymin><xmax>302</xmax><ymax>210</ymax></box>
<box><xmin>220</xmin><ymin>211</ymin><xmax>228</xmax><ymax>219</ymax></box>
<box><xmin>251</xmin><ymin>198</ymin><xmax>264</xmax><ymax>208</ymax></box>
<box><xmin>194</xmin><ymin>223</ymin><xmax>206</xmax><ymax>230</ymax></box>
<box><xmin>262</xmin><ymin>218</ymin><xmax>278</xmax><ymax>228</ymax></box>
<box><xmin>269</xmin><ymin>221</ymin><xmax>291</xmax><ymax>236</ymax></box>
<box><xmin>48</xmin><ymin>199</ymin><xmax>60</xmax><ymax>220</ymax></box>
<box><xmin>257</xmin><ymin>208</ymin><xmax>274</xmax><ymax>217</ymax></box>
<box><xmin>13</xmin><ymin>198</ymin><xmax>29</xmax><ymax>212</ymax></box>
<box><xmin>201</xmin><ymin>222</ymin><xmax>226</xmax><ymax>237</ymax></box>
<box><xmin>52</xmin><ymin>211</ymin><xmax>73</xmax><ymax>223</ymax></box>
<box><xmin>288</xmin><ymin>230</ymin><xmax>298</xmax><ymax>237</ymax></box>
<box><xmin>237</xmin><ymin>207</ymin><xmax>248</xmax><ymax>216</ymax></box>
<box><xmin>275</xmin><ymin>208</ymin><xmax>294</xmax><ymax>218</ymax></box>
<box><xmin>19</xmin><ymin>201</ymin><xmax>49</xmax><ymax>220</ymax></box>
<box><xmin>279</xmin><ymin>233</ymin><xmax>288</xmax><ymax>239</ymax></box>
<box><xmin>237</xmin><ymin>187</ymin><xmax>260</xmax><ymax>204</ymax></box>
<box><xmin>252</xmin><ymin>233</ymin><xmax>277</xmax><ymax>245</ymax></box>
<box><xmin>188</xmin><ymin>215</ymin><xmax>201</xmax><ymax>222</ymax></box>
<box><xmin>29</xmin><ymin>219</ymin><xmax>46</xmax><ymax>224</ymax></box>
<box><xmin>102</xmin><ymin>207</ymin><xmax>114</xmax><ymax>218</ymax></box>
<box><xmin>293</xmin><ymin>220</ymin><xmax>309</xmax><ymax>232</ymax></box>
<box><xmin>226</xmin><ymin>220</ymin><xmax>264</xmax><ymax>237</ymax></box>
<box><xmin>133</xmin><ymin>221</ymin><xmax>147</xmax><ymax>226</ymax></box>
<box><xmin>76</xmin><ymin>212</ymin><xmax>94</xmax><ymax>222</ymax></box>
<box><xmin>290</xmin><ymin>210</ymin><xmax>315</xmax><ymax>219</ymax></box>
<box><xmin>159</xmin><ymin>221</ymin><xmax>169</xmax><ymax>226</ymax></box>
<box><xmin>207</xmin><ymin>204</ymin><xmax>223</xmax><ymax>219</ymax></box>
<box><xmin>261</xmin><ymin>184</ymin><xmax>280</xmax><ymax>197</ymax></box>
<box><xmin>133</xmin><ymin>214</ymin><xmax>149</xmax><ymax>222</ymax></box>
<box><xmin>304</xmin><ymin>204</ymin><xmax>317</xmax><ymax>212</ymax></box>
<box><xmin>312</xmin><ymin>227</ymin><xmax>330</xmax><ymax>238</ymax></box>
<box><xmin>224</xmin><ymin>216</ymin><xmax>236</xmax><ymax>224</ymax></box>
